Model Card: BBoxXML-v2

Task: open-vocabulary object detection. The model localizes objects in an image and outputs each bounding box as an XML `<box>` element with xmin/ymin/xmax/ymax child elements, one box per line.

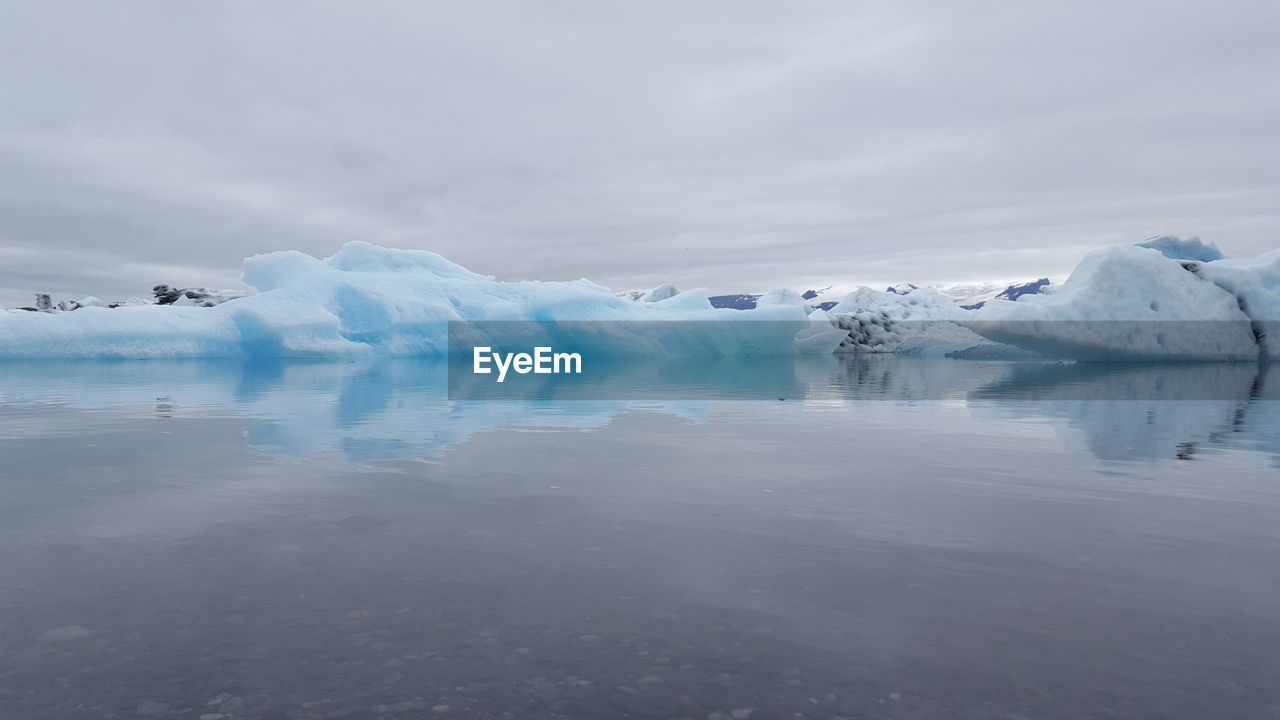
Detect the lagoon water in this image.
<box><xmin>1</xmin><ymin>357</ymin><xmax>1279</xmax><ymax>720</ymax></box>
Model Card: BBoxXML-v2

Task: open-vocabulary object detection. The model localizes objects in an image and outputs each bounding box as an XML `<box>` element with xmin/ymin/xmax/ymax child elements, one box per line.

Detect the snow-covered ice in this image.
<box><xmin>155</xmin><ymin>285</ymin><xmax>254</xmax><ymax>307</ymax></box>
<box><xmin>1</xmin><ymin>236</ymin><xmax>1275</xmax><ymax>361</ymax></box>
<box><xmin>970</xmin><ymin>244</ymin><xmax>1272</xmax><ymax>360</ymax></box>
<box><xmin>826</xmin><ymin>286</ymin><xmax>995</xmax><ymax>356</ymax></box>
<box><xmin>0</xmin><ymin>242</ymin><xmax>844</xmax><ymax>359</ymax></box>
<box><xmin>615</xmin><ymin>283</ymin><xmax>679</xmax><ymax>303</ymax></box>
<box><xmin>1194</xmin><ymin>249</ymin><xmax>1280</xmax><ymax>357</ymax></box>
<box><xmin>819</xmin><ymin>237</ymin><xmax>1275</xmax><ymax>361</ymax></box>
<box><xmin>1136</xmin><ymin>235</ymin><xmax>1225</xmax><ymax>263</ymax></box>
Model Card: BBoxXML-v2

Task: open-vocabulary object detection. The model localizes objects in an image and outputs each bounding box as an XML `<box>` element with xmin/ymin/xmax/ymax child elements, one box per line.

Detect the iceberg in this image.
<box><xmin>0</xmin><ymin>242</ymin><xmax>844</xmax><ymax>359</ymax></box>
<box><xmin>8</xmin><ymin>286</ymin><xmax>248</xmax><ymax>314</ymax></box>
<box><xmin>1135</xmin><ymin>235</ymin><xmax>1225</xmax><ymax>263</ymax></box>
<box><xmin>970</xmin><ymin>244</ymin><xmax>1270</xmax><ymax>360</ymax></box>
<box><xmin>827</xmin><ymin>286</ymin><xmax>996</xmax><ymax>356</ymax></box>
<box><xmin>1194</xmin><ymin>249</ymin><xmax>1280</xmax><ymax>357</ymax></box>
<box><xmin>57</xmin><ymin>296</ymin><xmax>109</xmax><ymax>312</ymax></box>
<box><xmin>153</xmin><ymin>284</ymin><xmax>254</xmax><ymax>307</ymax></box>
<box><xmin>3</xmin><ymin>236</ymin><xmax>1274</xmax><ymax>362</ymax></box>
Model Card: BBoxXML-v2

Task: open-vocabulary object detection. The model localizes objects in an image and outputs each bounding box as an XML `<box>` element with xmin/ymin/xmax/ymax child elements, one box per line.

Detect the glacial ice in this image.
<box><xmin>970</xmin><ymin>245</ymin><xmax>1272</xmax><ymax>360</ymax></box>
<box><xmin>0</xmin><ymin>242</ymin><xmax>843</xmax><ymax>359</ymax></box>
<box><xmin>830</xmin><ymin>286</ymin><xmax>972</xmax><ymax>323</ymax></box>
<box><xmin>1194</xmin><ymin>249</ymin><xmax>1280</xmax><ymax>357</ymax></box>
<box><xmin>822</xmin><ymin>238</ymin><xmax>1277</xmax><ymax>361</ymax></box>
<box><xmin>1</xmin><ymin>237</ymin><xmax>1276</xmax><ymax>362</ymax></box>
<box><xmin>155</xmin><ymin>285</ymin><xmax>253</xmax><ymax>307</ymax></box>
<box><xmin>58</xmin><ymin>296</ymin><xmax>108</xmax><ymax>312</ymax></box>
<box><xmin>1136</xmin><ymin>235</ymin><xmax>1225</xmax><ymax>263</ymax></box>
<box><xmin>616</xmin><ymin>283</ymin><xmax>680</xmax><ymax>303</ymax></box>
<box><xmin>826</xmin><ymin>286</ymin><xmax>994</xmax><ymax>356</ymax></box>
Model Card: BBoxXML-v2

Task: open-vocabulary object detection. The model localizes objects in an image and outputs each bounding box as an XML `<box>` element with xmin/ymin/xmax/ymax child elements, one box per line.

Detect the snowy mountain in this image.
<box><xmin>614</xmin><ymin>283</ymin><xmax>679</xmax><ymax>303</ymax></box>
<box><xmin>935</xmin><ymin>278</ymin><xmax>1059</xmax><ymax>309</ymax></box>
<box><xmin>995</xmin><ymin>278</ymin><xmax>1053</xmax><ymax>302</ymax></box>
<box><xmin>716</xmin><ymin>278</ymin><xmax>1061</xmax><ymax>313</ymax></box>
<box><xmin>708</xmin><ymin>293</ymin><xmax>762</xmax><ymax>310</ymax></box>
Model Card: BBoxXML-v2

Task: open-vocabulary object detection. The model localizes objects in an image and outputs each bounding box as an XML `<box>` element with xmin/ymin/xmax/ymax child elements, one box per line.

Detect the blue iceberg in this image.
<box><xmin>0</xmin><ymin>242</ymin><xmax>845</xmax><ymax>359</ymax></box>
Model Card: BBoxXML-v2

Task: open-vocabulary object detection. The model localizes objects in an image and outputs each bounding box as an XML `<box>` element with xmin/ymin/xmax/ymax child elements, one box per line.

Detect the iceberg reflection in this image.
<box><xmin>969</xmin><ymin>362</ymin><xmax>1279</xmax><ymax>463</ymax></box>
<box><xmin>0</xmin><ymin>357</ymin><xmax>1275</xmax><ymax>465</ymax></box>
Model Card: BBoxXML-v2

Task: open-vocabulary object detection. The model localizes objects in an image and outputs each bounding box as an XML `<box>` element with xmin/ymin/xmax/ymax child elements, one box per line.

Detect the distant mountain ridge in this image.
<box><xmin>707</xmin><ymin>278</ymin><xmax>1057</xmax><ymax>311</ymax></box>
<box><xmin>708</xmin><ymin>293</ymin><xmax>762</xmax><ymax>310</ymax></box>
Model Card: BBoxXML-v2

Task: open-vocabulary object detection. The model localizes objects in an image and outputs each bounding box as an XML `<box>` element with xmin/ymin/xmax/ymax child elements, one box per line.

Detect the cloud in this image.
<box><xmin>1</xmin><ymin>1</ymin><xmax>1277</xmax><ymax>305</ymax></box>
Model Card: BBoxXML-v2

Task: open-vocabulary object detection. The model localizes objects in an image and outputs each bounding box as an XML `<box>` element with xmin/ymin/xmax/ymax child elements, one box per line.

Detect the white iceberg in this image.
<box><xmin>0</xmin><ymin>242</ymin><xmax>844</xmax><ymax>359</ymax></box>
<box><xmin>970</xmin><ymin>245</ymin><xmax>1267</xmax><ymax>360</ymax></box>
<box><xmin>56</xmin><ymin>296</ymin><xmax>109</xmax><ymax>312</ymax></box>
<box><xmin>827</xmin><ymin>286</ymin><xmax>995</xmax><ymax>356</ymax></box>
<box><xmin>1194</xmin><ymin>249</ymin><xmax>1280</xmax><ymax>357</ymax></box>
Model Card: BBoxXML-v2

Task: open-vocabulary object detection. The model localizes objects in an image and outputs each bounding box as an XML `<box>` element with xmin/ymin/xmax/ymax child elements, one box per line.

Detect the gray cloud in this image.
<box><xmin>2</xmin><ymin>1</ymin><xmax>1277</xmax><ymax>306</ymax></box>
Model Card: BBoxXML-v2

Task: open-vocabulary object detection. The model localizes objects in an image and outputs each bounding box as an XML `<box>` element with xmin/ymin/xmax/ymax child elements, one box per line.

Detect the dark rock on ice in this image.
<box><xmin>995</xmin><ymin>278</ymin><xmax>1051</xmax><ymax>302</ymax></box>
<box><xmin>153</xmin><ymin>284</ymin><xmax>184</xmax><ymax>305</ymax></box>
<box><xmin>154</xmin><ymin>284</ymin><xmax>250</xmax><ymax>307</ymax></box>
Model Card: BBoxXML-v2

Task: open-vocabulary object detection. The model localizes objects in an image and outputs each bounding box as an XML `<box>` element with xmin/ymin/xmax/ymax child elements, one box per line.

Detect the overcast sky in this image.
<box><xmin>1</xmin><ymin>1</ymin><xmax>1277</xmax><ymax>305</ymax></box>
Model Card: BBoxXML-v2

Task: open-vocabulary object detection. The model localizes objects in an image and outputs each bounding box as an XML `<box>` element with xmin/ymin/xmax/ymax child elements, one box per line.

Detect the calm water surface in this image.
<box><xmin>1</xmin><ymin>357</ymin><xmax>1278</xmax><ymax>720</ymax></box>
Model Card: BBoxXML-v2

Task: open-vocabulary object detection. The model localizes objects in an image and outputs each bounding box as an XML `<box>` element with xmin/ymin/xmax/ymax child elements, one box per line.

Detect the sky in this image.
<box><xmin>1</xmin><ymin>1</ymin><xmax>1277</xmax><ymax>306</ymax></box>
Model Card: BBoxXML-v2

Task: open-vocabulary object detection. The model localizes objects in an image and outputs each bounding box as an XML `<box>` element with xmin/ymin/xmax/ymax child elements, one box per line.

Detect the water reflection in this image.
<box><xmin>0</xmin><ymin>360</ymin><xmax>708</xmax><ymax>460</ymax></box>
<box><xmin>0</xmin><ymin>357</ymin><xmax>1276</xmax><ymax>465</ymax></box>
<box><xmin>964</xmin><ymin>360</ymin><xmax>1279</xmax><ymax>464</ymax></box>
